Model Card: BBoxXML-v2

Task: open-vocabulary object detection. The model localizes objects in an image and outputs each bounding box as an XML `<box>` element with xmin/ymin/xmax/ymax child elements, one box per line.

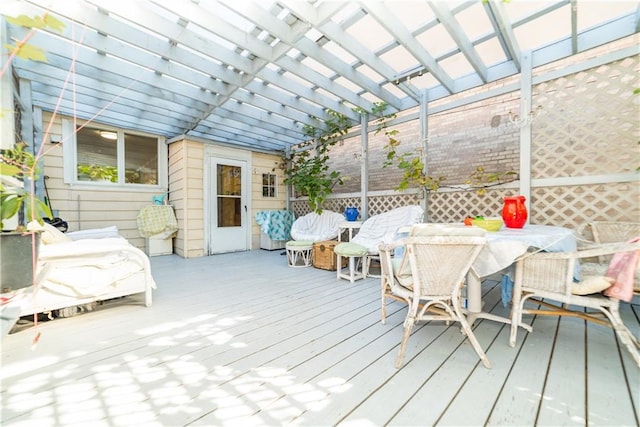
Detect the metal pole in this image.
<box><xmin>360</xmin><ymin>113</ymin><xmax>369</xmax><ymax>220</ymax></box>
<box><xmin>420</xmin><ymin>89</ymin><xmax>429</xmax><ymax>222</ymax></box>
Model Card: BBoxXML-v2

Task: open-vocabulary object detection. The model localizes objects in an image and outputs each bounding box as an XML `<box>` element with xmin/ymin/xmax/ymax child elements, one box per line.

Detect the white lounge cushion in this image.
<box><xmin>66</xmin><ymin>225</ymin><xmax>121</xmax><ymax>240</ymax></box>
<box><xmin>351</xmin><ymin>205</ymin><xmax>424</xmax><ymax>254</ymax></box>
<box><xmin>290</xmin><ymin>211</ymin><xmax>345</xmax><ymax>242</ymax></box>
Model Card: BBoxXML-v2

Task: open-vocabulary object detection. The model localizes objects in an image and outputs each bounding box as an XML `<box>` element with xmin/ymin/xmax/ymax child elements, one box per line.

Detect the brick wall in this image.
<box><xmin>327</xmin><ymin>89</ymin><xmax>521</xmax><ymax>193</ymax></box>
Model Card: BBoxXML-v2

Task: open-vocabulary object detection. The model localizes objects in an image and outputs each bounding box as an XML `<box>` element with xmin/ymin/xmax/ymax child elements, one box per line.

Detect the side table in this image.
<box><xmin>338</xmin><ymin>221</ymin><xmax>362</xmax><ymax>242</ymax></box>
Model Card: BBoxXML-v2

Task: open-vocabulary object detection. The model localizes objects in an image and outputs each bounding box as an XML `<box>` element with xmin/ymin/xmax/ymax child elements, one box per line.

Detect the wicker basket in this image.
<box><xmin>312</xmin><ymin>240</ymin><xmax>347</xmax><ymax>271</ymax></box>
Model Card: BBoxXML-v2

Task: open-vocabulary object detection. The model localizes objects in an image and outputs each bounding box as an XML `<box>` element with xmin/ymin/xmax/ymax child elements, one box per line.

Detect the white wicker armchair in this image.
<box><xmin>578</xmin><ymin>221</ymin><xmax>640</xmax><ymax>246</ymax></box>
<box><xmin>577</xmin><ymin>221</ymin><xmax>640</xmax><ymax>293</ymax></box>
<box><xmin>509</xmin><ymin>241</ymin><xmax>640</xmax><ymax>367</ymax></box>
<box><xmin>379</xmin><ymin>233</ymin><xmax>489</xmax><ymax>369</ymax></box>
<box><xmin>350</xmin><ymin>205</ymin><xmax>424</xmax><ymax>277</ymax></box>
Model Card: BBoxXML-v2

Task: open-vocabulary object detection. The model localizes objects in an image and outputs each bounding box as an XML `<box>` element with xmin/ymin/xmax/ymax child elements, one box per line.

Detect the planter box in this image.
<box><xmin>146</xmin><ymin>237</ymin><xmax>173</xmax><ymax>256</ymax></box>
<box><xmin>1</xmin><ymin>232</ymin><xmax>38</xmax><ymax>293</ymax></box>
<box><xmin>260</xmin><ymin>232</ymin><xmax>286</xmax><ymax>251</ymax></box>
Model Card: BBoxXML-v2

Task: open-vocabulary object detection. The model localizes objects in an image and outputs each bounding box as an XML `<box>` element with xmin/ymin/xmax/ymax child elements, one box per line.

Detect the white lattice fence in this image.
<box><xmin>531</xmin><ymin>182</ymin><xmax>640</xmax><ymax>227</ymax></box>
<box><xmin>528</xmin><ymin>55</ymin><xmax>640</xmax><ymax>227</ymax></box>
<box><xmin>290</xmin><ymin>193</ymin><xmax>422</xmax><ymax>219</ymax></box>
<box><xmin>292</xmin><ymin>181</ymin><xmax>639</xmax><ymax>228</ymax></box>
<box><xmin>532</xmin><ymin>56</ymin><xmax>639</xmax><ymax>180</ymax></box>
<box><xmin>367</xmin><ymin>194</ymin><xmax>421</xmax><ymax>216</ymax></box>
<box><xmin>427</xmin><ymin>189</ymin><xmax>513</xmax><ymax>223</ymax></box>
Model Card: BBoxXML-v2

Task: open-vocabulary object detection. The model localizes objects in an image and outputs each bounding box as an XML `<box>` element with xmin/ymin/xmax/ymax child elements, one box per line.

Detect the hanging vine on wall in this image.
<box><xmin>284</xmin><ymin>109</ymin><xmax>352</xmax><ymax>213</ymax></box>
<box><xmin>375</xmin><ymin>102</ymin><xmax>517</xmax><ymax>194</ymax></box>
<box><xmin>374</xmin><ymin>101</ymin><xmax>446</xmax><ymax>191</ymax></box>
<box><xmin>465</xmin><ymin>166</ymin><xmax>518</xmax><ymax>195</ymax></box>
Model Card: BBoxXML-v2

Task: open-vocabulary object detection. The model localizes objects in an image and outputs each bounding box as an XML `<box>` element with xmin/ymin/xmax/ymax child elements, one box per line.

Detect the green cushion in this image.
<box><xmin>334</xmin><ymin>242</ymin><xmax>368</xmax><ymax>256</ymax></box>
<box><xmin>286</xmin><ymin>240</ymin><xmax>314</xmax><ymax>247</ymax></box>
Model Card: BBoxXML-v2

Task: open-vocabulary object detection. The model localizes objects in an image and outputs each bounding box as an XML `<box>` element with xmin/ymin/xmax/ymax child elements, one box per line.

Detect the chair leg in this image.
<box><xmin>606</xmin><ymin>304</ymin><xmax>640</xmax><ymax>368</ymax></box>
<box><xmin>395</xmin><ymin>319</ymin><xmax>414</xmax><ymax>369</ymax></box>
<box><xmin>458</xmin><ymin>315</ymin><xmax>491</xmax><ymax>369</ymax></box>
<box><xmin>363</xmin><ymin>255</ymin><xmax>369</xmax><ymax>278</ymax></box>
<box><xmin>349</xmin><ymin>256</ymin><xmax>356</xmax><ymax>283</ymax></box>
<box><xmin>381</xmin><ymin>281</ymin><xmax>388</xmax><ymax>324</ymax></box>
<box><xmin>509</xmin><ymin>292</ymin><xmax>524</xmax><ymax>347</ymax></box>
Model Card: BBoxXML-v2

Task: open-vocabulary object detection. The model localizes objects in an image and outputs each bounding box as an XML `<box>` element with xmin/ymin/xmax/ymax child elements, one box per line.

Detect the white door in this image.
<box><xmin>208</xmin><ymin>158</ymin><xmax>248</xmax><ymax>254</ymax></box>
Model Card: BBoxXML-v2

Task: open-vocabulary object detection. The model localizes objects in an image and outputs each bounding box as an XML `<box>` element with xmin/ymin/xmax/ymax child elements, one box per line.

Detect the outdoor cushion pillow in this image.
<box><xmin>572</xmin><ymin>275</ymin><xmax>615</xmax><ymax>295</ymax></box>
<box><xmin>286</xmin><ymin>239</ymin><xmax>315</xmax><ymax>247</ymax></box>
<box><xmin>334</xmin><ymin>242</ymin><xmax>367</xmax><ymax>256</ymax></box>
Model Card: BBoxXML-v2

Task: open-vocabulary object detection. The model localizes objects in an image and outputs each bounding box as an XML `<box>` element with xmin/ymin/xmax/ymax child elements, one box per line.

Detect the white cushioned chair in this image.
<box><xmin>289</xmin><ymin>210</ymin><xmax>345</xmax><ymax>242</ymax></box>
<box><xmin>286</xmin><ymin>210</ymin><xmax>345</xmax><ymax>268</ymax></box>
<box><xmin>335</xmin><ymin>205</ymin><xmax>424</xmax><ymax>279</ymax></box>
<box><xmin>577</xmin><ymin>221</ymin><xmax>640</xmax><ymax>294</ymax></box>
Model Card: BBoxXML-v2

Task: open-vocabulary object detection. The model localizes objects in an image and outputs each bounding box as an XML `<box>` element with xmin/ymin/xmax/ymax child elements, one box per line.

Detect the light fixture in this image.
<box><xmin>99</xmin><ymin>131</ymin><xmax>118</xmax><ymax>140</ymax></box>
<box><xmin>508</xmin><ymin>105</ymin><xmax>543</xmax><ymax>128</ymax></box>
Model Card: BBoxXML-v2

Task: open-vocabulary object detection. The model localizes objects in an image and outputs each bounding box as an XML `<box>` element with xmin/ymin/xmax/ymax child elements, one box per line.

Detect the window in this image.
<box><xmin>65</xmin><ymin>121</ymin><xmax>164</xmax><ymax>187</ymax></box>
<box><xmin>262</xmin><ymin>173</ymin><xmax>277</xmax><ymax>197</ymax></box>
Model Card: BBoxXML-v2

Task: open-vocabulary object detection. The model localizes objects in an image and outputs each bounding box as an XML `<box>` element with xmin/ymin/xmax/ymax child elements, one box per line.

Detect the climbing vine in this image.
<box><xmin>284</xmin><ymin>110</ymin><xmax>351</xmax><ymax>213</ymax></box>
<box><xmin>375</xmin><ymin>102</ymin><xmax>517</xmax><ymax>194</ymax></box>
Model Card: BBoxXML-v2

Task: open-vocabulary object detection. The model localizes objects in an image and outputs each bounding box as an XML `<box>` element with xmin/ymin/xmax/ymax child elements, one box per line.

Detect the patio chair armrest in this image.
<box><xmin>517</xmin><ymin>241</ymin><xmax>640</xmax><ymax>263</ymax></box>
<box><xmin>378</xmin><ymin>238</ymin><xmax>408</xmax><ymax>254</ymax></box>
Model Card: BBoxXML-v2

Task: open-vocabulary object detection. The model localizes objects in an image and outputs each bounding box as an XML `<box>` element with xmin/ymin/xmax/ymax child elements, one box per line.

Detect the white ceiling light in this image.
<box><xmin>99</xmin><ymin>131</ymin><xmax>118</xmax><ymax>140</ymax></box>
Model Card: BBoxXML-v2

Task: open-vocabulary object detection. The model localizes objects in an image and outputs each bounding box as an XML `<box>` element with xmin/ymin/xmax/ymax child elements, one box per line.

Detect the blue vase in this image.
<box><xmin>344</xmin><ymin>207</ymin><xmax>359</xmax><ymax>221</ymax></box>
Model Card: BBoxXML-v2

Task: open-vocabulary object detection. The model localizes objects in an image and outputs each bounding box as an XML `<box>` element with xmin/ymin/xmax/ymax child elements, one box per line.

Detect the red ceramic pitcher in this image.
<box><xmin>502</xmin><ymin>195</ymin><xmax>528</xmax><ymax>228</ymax></box>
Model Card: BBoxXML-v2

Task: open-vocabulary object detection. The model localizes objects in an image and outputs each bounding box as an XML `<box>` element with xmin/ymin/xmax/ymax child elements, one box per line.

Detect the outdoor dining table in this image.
<box><xmin>465</xmin><ymin>224</ymin><xmax>578</xmax><ymax>326</ymax></box>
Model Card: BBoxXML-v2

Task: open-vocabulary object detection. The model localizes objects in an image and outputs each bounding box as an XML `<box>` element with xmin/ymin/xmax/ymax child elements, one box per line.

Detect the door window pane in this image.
<box><xmin>217</xmin><ymin>198</ymin><xmax>241</xmax><ymax>227</ymax></box>
<box><xmin>217</xmin><ymin>164</ymin><xmax>242</xmax><ymax>227</ymax></box>
<box><xmin>217</xmin><ymin>165</ymin><xmax>241</xmax><ymax>195</ymax></box>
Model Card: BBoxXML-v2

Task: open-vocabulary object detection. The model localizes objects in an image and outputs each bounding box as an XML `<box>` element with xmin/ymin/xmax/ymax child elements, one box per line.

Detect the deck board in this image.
<box><xmin>2</xmin><ymin>250</ymin><xmax>639</xmax><ymax>426</ymax></box>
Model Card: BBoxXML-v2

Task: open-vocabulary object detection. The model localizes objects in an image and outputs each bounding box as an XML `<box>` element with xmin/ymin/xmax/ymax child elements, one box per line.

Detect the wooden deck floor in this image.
<box><xmin>2</xmin><ymin>250</ymin><xmax>639</xmax><ymax>426</ymax></box>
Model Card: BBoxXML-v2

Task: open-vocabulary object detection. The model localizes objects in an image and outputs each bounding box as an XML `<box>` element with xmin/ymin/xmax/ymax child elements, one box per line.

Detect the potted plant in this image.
<box><xmin>0</xmin><ymin>142</ymin><xmax>53</xmax><ymax>294</ymax></box>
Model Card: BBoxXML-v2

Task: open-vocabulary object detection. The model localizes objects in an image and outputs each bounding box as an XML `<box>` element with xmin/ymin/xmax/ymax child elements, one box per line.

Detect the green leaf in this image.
<box><xmin>43</xmin><ymin>14</ymin><xmax>65</xmax><ymax>32</ymax></box>
<box><xmin>9</xmin><ymin>42</ymin><xmax>47</xmax><ymax>61</ymax></box>
<box><xmin>0</xmin><ymin>194</ymin><xmax>21</xmax><ymax>221</ymax></box>
<box><xmin>0</xmin><ymin>163</ymin><xmax>22</xmax><ymax>176</ymax></box>
<box><xmin>6</xmin><ymin>15</ymin><xmax>42</xmax><ymax>28</ymax></box>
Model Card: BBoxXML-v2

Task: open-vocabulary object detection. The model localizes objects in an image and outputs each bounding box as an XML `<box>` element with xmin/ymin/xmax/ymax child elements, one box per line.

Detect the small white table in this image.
<box><xmin>338</xmin><ymin>221</ymin><xmax>362</xmax><ymax>242</ymax></box>
<box><xmin>466</xmin><ymin>224</ymin><xmax>578</xmax><ymax>327</ymax></box>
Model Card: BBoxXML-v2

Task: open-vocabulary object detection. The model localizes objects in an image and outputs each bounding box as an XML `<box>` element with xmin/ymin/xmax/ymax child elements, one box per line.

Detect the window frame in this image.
<box><xmin>62</xmin><ymin>119</ymin><xmax>167</xmax><ymax>189</ymax></box>
<box><xmin>261</xmin><ymin>172</ymin><xmax>277</xmax><ymax>198</ymax></box>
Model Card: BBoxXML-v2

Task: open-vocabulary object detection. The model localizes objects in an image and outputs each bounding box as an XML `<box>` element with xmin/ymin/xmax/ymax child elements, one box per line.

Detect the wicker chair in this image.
<box><xmin>509</xmin><ymin>241</ymin><xmax>640</xmax><ymax>367</ymax></box>
<box><xmin>380</xmin><ymin>233</ymin><xmax>489</xmax><ymax>369</ymax></box>
<box><xmin>578</xmin><ymin>221</ymin><xmax>640</xmax><ymax>246</ymax></box>
<box><xmin>577</xmin><ymin>221</ymin><xmax>640</xmax><ymax>292</ymax></box>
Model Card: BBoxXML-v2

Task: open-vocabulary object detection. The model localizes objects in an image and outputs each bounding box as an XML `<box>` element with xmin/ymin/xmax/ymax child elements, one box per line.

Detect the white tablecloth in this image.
<box><xmin>473</xmin><ymin>224</ymin><xmax>578</xmax><ymax>278</ymax></box>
